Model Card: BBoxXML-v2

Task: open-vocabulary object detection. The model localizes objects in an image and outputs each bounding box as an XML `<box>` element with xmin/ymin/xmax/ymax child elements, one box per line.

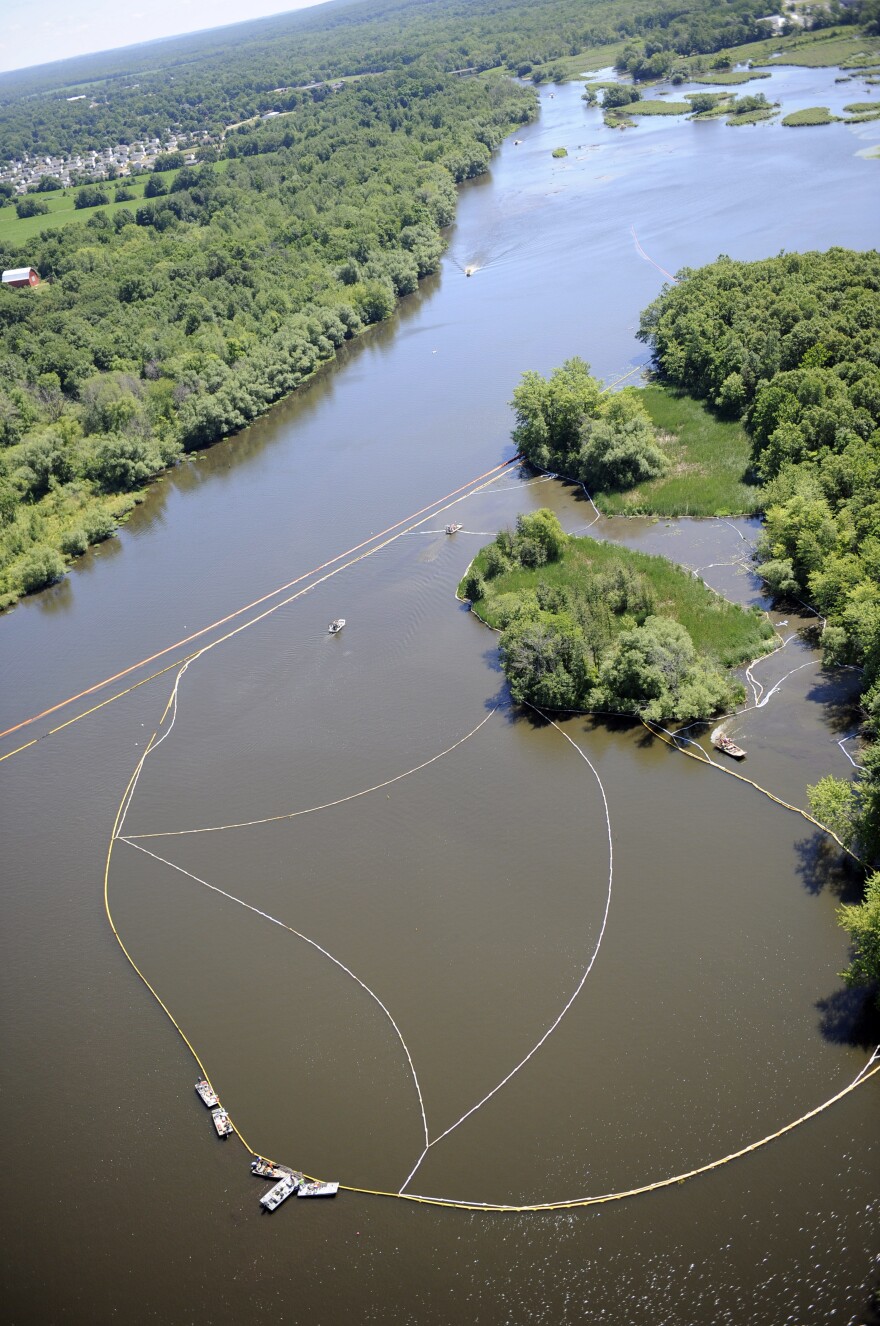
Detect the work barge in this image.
<box><xmin>195</xmin><ymin>1078</ymin><xmax>338</xmax><ymax>1211</ymax></box>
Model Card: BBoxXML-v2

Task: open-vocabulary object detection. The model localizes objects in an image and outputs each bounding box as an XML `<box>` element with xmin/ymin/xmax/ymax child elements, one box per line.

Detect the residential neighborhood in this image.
<box><xmin>0</xmin><ymin>130</ymin><xmax>210</xmax><ymax>194</ymax></box>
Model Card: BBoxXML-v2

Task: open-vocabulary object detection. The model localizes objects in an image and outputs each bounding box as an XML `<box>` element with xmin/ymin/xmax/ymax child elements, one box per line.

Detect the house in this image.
<box><xmin>2</xmin><ymin>267</ymin><xmax>40</xmax><ymax>288</ymax></box>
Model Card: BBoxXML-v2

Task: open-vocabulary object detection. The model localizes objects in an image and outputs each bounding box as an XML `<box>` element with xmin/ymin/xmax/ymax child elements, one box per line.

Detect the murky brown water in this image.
<box><xmin>2</xmin><ymin>68</ymin><xmax>878</xmax><ymax>1325</ymax></box>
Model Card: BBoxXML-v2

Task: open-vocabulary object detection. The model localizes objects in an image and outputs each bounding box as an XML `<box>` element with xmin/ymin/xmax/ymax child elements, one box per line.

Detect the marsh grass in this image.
<box><xmin>629</xmin><ymin>100</ymin><xmax>692</xmax><ymax>115</ymax></box>
<box><xmin>727</xmin><ymin>106</ymin><xmax>778</xmax><ymax>124</ymax></box>
<box><xmin>592</xmin><ymin>387</ymin><xmax>759</xmax><ymax>518</ymax></box>
<box><xmin>782</xmin><ymin>106</ymin><xmax>837</xmax><ymax>125</ymax></box>
<box><xmin>692</xmin><ymin>69</ymin><xmax>771</xmax><ymax>85</ymax></box>
<box><xmin>463</xmin><ymin>535</ymin><xmax>774</xmax><ymax>666</ymax></box>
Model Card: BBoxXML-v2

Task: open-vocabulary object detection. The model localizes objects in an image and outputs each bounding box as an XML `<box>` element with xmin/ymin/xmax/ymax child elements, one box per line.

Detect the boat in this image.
<box><xmin>211</xmin><ymin>1107</ymin><xmax>234</xmax><ymax>1137</ymax></box>
<box><xmin>712</xmin><ymin>729</ymin><xmax>747</xmax><ymax>760</ymax></box>
<box><xmin>297</xmin><ymin>1180</ymin><xmax>339</xmax><ymax>1198</ymax></box>
<box><xmin>260</xmin><ymin>1174</ymin><xmax>299</xmax><ymax>1211</ymax></box>
<box><xmin>328</xmin><ymin>618</ymin><xmax>346</xmax><ymax>634</ymax></box>
<box><xmin>195</xmin><ymin>1078</ymin><xmax>219</xmax><ymax>1108</ymax></box>
<box><xmin>445</xmin><ymin>523</ymin><xmax>463</xmax><ymax>534</ymax></box>
<box><xmin>465</xmin><ymin>266</ymin><xmax>475</xmax><ymax>277</ymax></box>
<box><xmin>251</xmin><ymin>1159</ymin><xmax>288</xmax><ymax>1180</ymax></box>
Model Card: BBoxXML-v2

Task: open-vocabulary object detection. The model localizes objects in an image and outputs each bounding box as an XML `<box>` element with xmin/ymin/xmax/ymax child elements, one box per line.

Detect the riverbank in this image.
<box><xmin>0</xmin><ymin>70</ymin><xmax>536</xmax><ymax>612</ymax></box>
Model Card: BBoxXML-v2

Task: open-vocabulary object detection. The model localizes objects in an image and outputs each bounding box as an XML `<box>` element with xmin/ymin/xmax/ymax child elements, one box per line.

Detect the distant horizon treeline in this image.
<box><xmin>2</xmin><ymin>0</ymin><xmax>870</xmax><ymax>165</ymax></box>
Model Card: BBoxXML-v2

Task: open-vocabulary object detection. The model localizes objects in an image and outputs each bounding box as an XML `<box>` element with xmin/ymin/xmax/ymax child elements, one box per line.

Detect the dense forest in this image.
<box><xmin>638</xmin><ymin>247</ymin><xmax>880</xmax><ymax>999</ymax></box>
<box><xmin>0</xmin><ymin>71</ymin><xmax>534</xmax><ymax>602</ymax></box>
<box><xmin>1</xmin><ymin>0</ymin><xmax>864</xmax><ymax>164</ymax></box>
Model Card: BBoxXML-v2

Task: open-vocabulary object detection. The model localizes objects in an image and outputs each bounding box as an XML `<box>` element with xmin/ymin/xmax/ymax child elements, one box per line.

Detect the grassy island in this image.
<box><xmin>460</xmin><ymin>509</ymin><xmax>773</xmax><ymax>720</ymax></box>
<box><xmin>782</xmin><ymin>106</ymin><xmax>837</xmax><ymax>126</ymax></box>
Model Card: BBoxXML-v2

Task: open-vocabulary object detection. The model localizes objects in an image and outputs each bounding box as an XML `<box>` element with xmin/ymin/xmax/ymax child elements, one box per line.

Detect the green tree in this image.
<box><xmin>837</xmin><ymin>872</ymin><xmax>880</xmax><ymax>1006</ymax></box>
<box><xmin>18</xmin><ymin>545</ymin><xmax>65</xmax><ymax>593</ymax></box>
<box><xmin>511</xmin><ymin>357</ymin><xmax>601</xmax><ymax>471</ymax></box>
<box><xmin>602</xmin><ymin>85</ymin><xmax>641</xmax><ymax>108</ymax></box>
<box><xmin>578</xmin><ymin>391</ymin><xmax>667</xmax><ymax>490</ymax></box>
<box><xmin>595</xmin><ymin>615</ymin><xmax>731</xmax><ymax>721</ymax></box>
<box><xmin>15</xmin><ymin>197</ymin><xmax>49</xmax><ymax>217</ymax></box>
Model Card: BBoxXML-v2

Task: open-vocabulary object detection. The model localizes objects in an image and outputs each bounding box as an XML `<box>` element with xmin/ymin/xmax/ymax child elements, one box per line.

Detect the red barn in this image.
<box><xmin>2</xmin><ymin>267</ymin><xmax>40</xmax><ymax>288</ymax></box>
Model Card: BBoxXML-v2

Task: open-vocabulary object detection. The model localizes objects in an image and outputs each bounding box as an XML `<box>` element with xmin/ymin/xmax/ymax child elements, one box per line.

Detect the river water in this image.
<box><xmin>1</xmin><ymin>66</ymin><xmax>878</xmax><ymax>1325</ymax></box>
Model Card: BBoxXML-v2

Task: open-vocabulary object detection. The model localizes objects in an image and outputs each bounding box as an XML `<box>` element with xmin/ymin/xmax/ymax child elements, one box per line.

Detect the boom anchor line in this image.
<box><xmin>105</xmin><ymin>654</ymin><xmax>880</xmax><ymax>1213</ymax></box>
<box><xmin>0</xmin><ymin>457</ymin><xmax>520</xmax><ymax>765</ymax></box>
<box><xmin>107</xmin><ymin>665</ymin><xmax>617</xmax><ymax>1203</ymax></box>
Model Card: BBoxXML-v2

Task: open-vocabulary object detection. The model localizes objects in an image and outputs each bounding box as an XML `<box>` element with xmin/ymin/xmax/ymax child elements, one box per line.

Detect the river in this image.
<box><xmin>1</xmin><ymin>66</ymin><xmax>878</xmax><ymax>1325</ymax></box>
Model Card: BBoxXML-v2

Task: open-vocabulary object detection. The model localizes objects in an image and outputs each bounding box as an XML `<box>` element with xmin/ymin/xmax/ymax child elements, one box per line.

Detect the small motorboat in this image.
<box><xmin>297</xmin><ymin>1180</ymin><xmax>339</xmax><ymax>1198</ymax></box>
<box><xmin>328</xmin><ymin>618</ymin><xmax>346</xmax><ymax>634</ymax></box>
<box><xmin>712</xmin><ymin>730</ymin><xmax>746</xmax><ymax>760</ymax></box>
<box><xmin>465</xmin><ymin>266</ymin><xmax>475</xmax><ymax>277</ymax></box>
<box><xmin>260</xmin><ymin>1173</ymin><xmax>299</xmax><ymax>1211</ymax></box>
<box><xmin>251</xmin><ymin>1159</ymin><xmax>288</xmax><ymax>1180</ymax></box>
<box><xmin>195</xmin><ymin>1078</ymin><xmax>219</xmax><ymax>1108</ymax></box>
<box><xmin>445</xmin><ymin>523</ymin><xmax>463</xmax><ymax>534</ymax></box>
<box><xmin>211</xmin><ymin>1107</ymin><xmax>234</xmax><ymax>1137</ymax></box>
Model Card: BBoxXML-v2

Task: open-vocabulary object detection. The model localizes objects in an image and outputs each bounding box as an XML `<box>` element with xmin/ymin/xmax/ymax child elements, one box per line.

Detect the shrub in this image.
<box><xmin>462</xmin><ymin>569</ymin><xmax>486</xmax><ymax>602</ymax></box>
<box><xmin>82</xmin><ymin>508</ymin><xmax>116</xmax><ymax>543</ymax></box>
<box><xmin>15</xmin><ymin>197</ymin><xmax>49</xmax><ymax>218</ymax></box>
<box><xmin>87</xmin><ymin>435</ymin><xmax>161</xmax><ymax>492</ymax></box>
<box><xmin>60</xmin><ymin>527</ymin><xmax>89</xmax><ymax>556</ymax></box>
<box><xmin>19</xmin><ymin>545</ymin><xmax>65</xmax><ymax>593</ymax></box>
<box><xmin>602</xmin><ymin>85</ymin><xmax>641</xmax><ymax>109</ymax></box>
<box><xmin>483</xmin><ymin>543</ymin><xmax>509</xmax><ymax>578</ymax></box>
<box><xmin>74</xmin><ymin>186</ymin><xmax>111</xmax><ymax>209</ymax></box>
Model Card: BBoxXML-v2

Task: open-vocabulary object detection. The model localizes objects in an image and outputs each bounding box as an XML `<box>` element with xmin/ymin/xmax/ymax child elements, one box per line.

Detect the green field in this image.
<box><xmin>0</xmin><ymin>162</ymin><xmax>228</xmax><ymax>245</ymax></box>
<box><xmin>761</xmin><ymin>32</ymin><xmax>880</xmax><ymax>68</ymax></box>
<box><xmin>528</xmin><ymin>39</ymin><xmax>630</xmax><ymax>83</ymax></box>
<box><xmin>594</xmin><ymin>386</ymin><xmax>760</xmax><ymax>518</ymax></box>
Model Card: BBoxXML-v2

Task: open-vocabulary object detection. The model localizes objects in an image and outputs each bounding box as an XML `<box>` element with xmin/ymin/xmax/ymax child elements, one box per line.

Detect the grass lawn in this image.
<box><xmin>594</xmin><ymin>386</ymin><xmax>760</xmax><ymax>518</ymax></box>
<box><xmin>463</xmin><ymin>534</ymin><xmax>774</xmax><ymax>666</ymax></box>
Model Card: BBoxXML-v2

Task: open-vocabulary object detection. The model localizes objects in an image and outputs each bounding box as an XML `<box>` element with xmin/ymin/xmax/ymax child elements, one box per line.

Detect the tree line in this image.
<box><xmin>0</xmin><ymin>70</ymin><xmax>535</xmax><ymax>604</ymax></box>
<box><xmin>638</xmin><ymin>245</ymin><xmax>880</xmax><ymax>1003</ymax></box>
<box><xmin>2</xmin><ymin>0</ymin><xmax>865</xmax><ymax>166</ymax></box>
